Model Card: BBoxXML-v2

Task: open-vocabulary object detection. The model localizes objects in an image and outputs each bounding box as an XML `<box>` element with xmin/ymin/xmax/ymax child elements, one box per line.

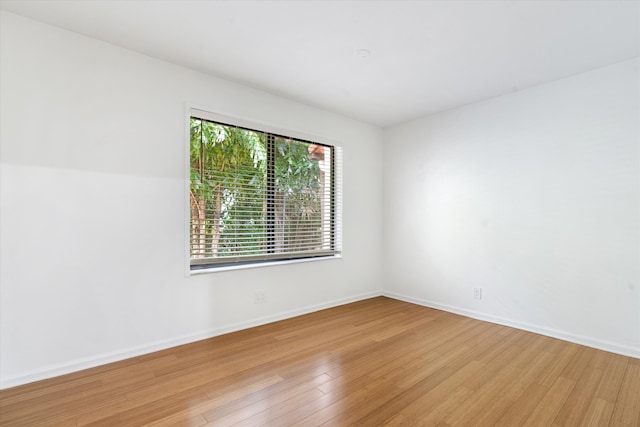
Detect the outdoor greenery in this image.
<box><xmin>190</xmin><ymin>118</ymin><xmax>327</xmax><ymax>262</ymax></box>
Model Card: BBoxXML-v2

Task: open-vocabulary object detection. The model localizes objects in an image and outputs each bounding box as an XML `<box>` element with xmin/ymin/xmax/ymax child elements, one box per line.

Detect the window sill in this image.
<box><xmin>189</xmin><ymin>254</ymin><xmax>342</xmax><ymax>275</ymax></box>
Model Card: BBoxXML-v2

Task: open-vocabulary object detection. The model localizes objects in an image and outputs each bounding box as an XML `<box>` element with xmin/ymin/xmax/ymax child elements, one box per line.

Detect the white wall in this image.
<box><xmin>0</xmin><ymin>11</ymin><xmax>384</xmax><ymax>388</ymax></box>
<box><xmin>383</xmin><ymin>58</ymin><xmax>640</xmax><ymax>357</ymax></box>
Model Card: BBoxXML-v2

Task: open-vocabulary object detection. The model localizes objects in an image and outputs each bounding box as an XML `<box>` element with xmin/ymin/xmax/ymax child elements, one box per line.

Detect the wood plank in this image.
<box><xmin>610</xmin><ymin>362</ymin><xmax>640</xmax><ymax>426</ymax></box>
<box><xmin>523</xmin><ymin>376</ymin><xmax>576</xmax><ymax>426</ymax></box>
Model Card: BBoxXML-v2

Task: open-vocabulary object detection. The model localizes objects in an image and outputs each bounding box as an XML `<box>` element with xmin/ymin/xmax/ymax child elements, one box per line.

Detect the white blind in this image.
<box><xmin>189</xmin><ymin>113</ymin><xmax>342</xmax><ymax>269</ymax></box>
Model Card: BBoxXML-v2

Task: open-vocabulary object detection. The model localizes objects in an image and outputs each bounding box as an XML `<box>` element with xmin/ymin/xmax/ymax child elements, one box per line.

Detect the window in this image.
<box><xmin>188</xmin><ymin>109</ymin><xmax>342</xmax><ymax>272</ymax></box>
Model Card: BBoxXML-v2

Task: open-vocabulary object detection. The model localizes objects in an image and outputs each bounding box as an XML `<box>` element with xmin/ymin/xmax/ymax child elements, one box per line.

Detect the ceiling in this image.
<box><xmin>1</xmin><ymin>0</ymin><xmax>638</xmax><ymax>127</ymax></box>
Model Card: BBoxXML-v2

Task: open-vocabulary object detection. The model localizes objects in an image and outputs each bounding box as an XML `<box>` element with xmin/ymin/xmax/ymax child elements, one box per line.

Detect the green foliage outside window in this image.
<box><xmin>190</xmin><ymin>118</ymin><xmax>327</xmax><ymax>264</ymax></box>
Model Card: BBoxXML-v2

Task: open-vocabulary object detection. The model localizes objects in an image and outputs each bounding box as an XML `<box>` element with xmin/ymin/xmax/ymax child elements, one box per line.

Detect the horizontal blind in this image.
<box><xmin>189</xmin><ymin>114</ymin><xmax>341</xmax><ymax>269</ymax></box>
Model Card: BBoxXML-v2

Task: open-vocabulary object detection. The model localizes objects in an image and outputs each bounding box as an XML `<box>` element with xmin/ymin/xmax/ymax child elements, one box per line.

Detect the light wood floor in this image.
<box><xmin>1</xmin><ymin>297</ymin><xmax>638</xmax><ymax>426</ymax></box>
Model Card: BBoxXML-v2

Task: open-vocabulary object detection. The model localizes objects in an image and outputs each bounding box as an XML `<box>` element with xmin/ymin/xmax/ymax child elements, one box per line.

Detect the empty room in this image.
<box><xmin>0</xmin><ymin>1</ymin><xmax>638</xmax><ymax>426</ymax></box>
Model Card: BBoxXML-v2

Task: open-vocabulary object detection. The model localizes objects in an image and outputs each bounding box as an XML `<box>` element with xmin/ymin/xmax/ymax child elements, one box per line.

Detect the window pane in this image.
<box><xmin>190</xmin><ymin>119</ymin><xmax>267</xmax><ymax>260</ymax></box>
<box><xmin>273</xmin><ymin>137</ymin><xmax>329</xmax><ymax>254</ymax></box>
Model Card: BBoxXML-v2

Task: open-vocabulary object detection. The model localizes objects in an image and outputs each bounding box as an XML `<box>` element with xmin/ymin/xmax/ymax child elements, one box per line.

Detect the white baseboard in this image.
<box><xmin>383</xmin><ymin>291</ymin><xmax>640</xmax><ymax>359</ymax></box>
<box><xmin>5</xmin><ymin>289</ymin><xmax>636</xmax><ymax>389</ymax></box>
<box><xmin>0</xmin><ymin>291</ymin><xmax>382</xmax><ymax>390</ymax></box>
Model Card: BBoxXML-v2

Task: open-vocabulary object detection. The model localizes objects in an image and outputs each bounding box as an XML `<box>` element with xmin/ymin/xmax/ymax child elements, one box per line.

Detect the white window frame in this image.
<box><xmin>184</xmin><ymin>106</ymin><xmax>342</xmax><ymax>275</ymax></box>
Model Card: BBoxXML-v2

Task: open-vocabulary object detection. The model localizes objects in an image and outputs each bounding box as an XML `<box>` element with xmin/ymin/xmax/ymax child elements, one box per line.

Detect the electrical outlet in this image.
<box><xmin>473</xmin><ymin>287</ymin><xmax>482</xmax><ymax>300</ymax></box>
<box><xmin>254</xmin><ymin>290</ymin><xmax>267</xmax><ymax>304</ymax></box>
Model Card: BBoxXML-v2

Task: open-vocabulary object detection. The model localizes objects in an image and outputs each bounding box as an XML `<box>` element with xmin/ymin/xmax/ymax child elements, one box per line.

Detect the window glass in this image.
<box><xmin>189</xmin><ymin>116</ymin><xmax>340</xmax><ymax>270</ymax></box>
